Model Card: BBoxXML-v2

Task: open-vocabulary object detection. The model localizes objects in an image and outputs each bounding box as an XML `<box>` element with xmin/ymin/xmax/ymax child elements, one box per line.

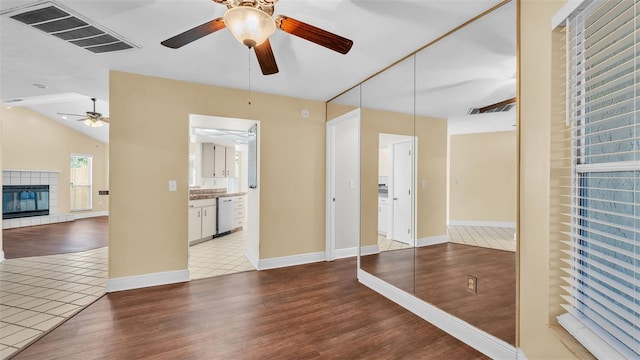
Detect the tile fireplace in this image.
<box><xmin>2</xmin><ymin>184</ymin><xmax>49</xmax><ymax>219</ymax></box>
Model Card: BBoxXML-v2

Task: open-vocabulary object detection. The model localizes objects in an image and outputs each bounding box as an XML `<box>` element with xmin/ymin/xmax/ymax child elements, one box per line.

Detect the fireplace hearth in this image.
<box><xmin>2</xmin><ymin>185</ymin><xmax>50</xmax><ymax>219</ymax></box>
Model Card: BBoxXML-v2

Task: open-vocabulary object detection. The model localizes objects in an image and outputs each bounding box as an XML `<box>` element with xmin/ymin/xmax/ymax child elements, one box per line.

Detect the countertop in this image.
<box><xmin>189</xmin><ymin>188</ymin><xmax>247</xmax><ymax>200</ymax></box>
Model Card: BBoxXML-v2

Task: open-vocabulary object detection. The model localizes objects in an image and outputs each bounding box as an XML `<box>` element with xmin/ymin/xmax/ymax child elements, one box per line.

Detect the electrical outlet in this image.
<box><xmin>467</xmin><ymin>275</ymin><xmax>478</xmax><ymax>294</ymax></box>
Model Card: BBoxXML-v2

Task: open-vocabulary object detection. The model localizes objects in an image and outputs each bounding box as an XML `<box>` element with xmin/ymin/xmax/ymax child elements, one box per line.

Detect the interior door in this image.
<box><xmin>326</xmin><ymin>109</ymin><xmax>360</xmax><ymax>260</ymax></box>
<box><xmin>392</xmin><ymin>140</ymin><xmax>412</xmax><ymax>245</ymax></box>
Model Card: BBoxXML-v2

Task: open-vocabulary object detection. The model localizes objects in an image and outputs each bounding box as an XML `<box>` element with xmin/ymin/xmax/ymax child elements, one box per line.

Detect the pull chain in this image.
<box><xmin>248</xmin><ymin>48</ymin><xmax>252</xmax><ymax>106</ymax></box>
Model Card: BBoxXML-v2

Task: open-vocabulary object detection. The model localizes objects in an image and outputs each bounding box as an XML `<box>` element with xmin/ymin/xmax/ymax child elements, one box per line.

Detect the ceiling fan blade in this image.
<box><xmin>161</xmin><ymin>18</ymin><xmax>226</xmax><ymax>49</ymax></box>
<box><xmin>57</xmin><ymin>112</ymin><xmax>85</xmax><ymax>117</ymax></box>
<box><xmin>75</xmin><ymin>118</ymin><xmax>89</xmax><ymax>122</ymax></box>
<box><xmin>254</xmin><ymin>39</ymin><xmax>279</xmax><ymax>75</ymax></box>
<box><xmin>275</xmin><ymin>15</ymin><xmax>353</xmax><ymax>54</ymax></box>
<box><xmin>100</xmin><ymin>118</ymin><xmax>110</xmax><ymax>123</ymax></box>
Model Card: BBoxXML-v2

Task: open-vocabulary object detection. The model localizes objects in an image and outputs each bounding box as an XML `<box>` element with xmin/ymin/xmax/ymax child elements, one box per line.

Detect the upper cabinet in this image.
<box><xmin>201</xmin><ymin>143</ymin><xmax>236</xmax><ymax>178</ymax></box>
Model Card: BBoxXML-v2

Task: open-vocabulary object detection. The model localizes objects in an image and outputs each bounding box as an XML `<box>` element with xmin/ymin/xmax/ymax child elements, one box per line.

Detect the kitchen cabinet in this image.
<box><xmin>233</xmin><ymin>195</ymin><xmax>245</xmax><ymax>229</ymax></box>
<box><xmin>188</xmin><ymin>207</ymin><xmax>203</xmax><ymax>243</ymax></box>
<box><xmin>201</xmin><ymin>143</ymin><xmax>215</xmax><ymax>178</ymax></box>
<box><xmin>201</xmin><ymin>143</ymin><xmax>236</xmax><ymax>178</ymax></box>
<box><xmin>188</xmin><ymin>199</ymin><xmax>217</xmax><ymax>244</ymax></box>
<box><xmin>214</xmin><ymin>145</ymin><xmax>226</xmax><ymax>178</ymax></box>
<box><xmin>378</xmin><ymin>197</ymin><xmax>388</xmax><ymax>235</ymax></box>
<box><xmin>201</xmin><ymin>205</ymin><xmax>216</xmax><ymax>238</ymax></box>
<box><xmin>225</xmin><ymin>148</ymin><xmax>236</xmax><ymax>178</ymax></box>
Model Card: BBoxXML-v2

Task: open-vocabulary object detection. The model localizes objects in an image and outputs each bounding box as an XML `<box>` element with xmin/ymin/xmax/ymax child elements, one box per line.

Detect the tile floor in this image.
<box><xmin>0</xmin><ymin>230</ymin><xmax>253</xmax><ymax>358</ymax></box>
<box><xmin>0</xmin><ymin>247</ymin><xmax>107</xmax><ymax>359</ymax></box>
<box><xmin>378</xmin><ymin>225</ymin><xmax>516</xmax><ymax>252</ymax></box>
<box><xmin>189</xmin><ymin>230</ymin><xmax>255</xmax><ymax>280</ymax></box>
<box><xmin>447</xmin><ymin>225</ymin><xmax>516</xmax><ymax>252</ymax></box>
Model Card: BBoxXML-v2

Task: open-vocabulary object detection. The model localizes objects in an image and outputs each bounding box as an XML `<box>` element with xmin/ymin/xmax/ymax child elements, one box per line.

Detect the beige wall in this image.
<box><xmin>0</xmin><ymin>106</ymin><xmax>109</xmax><ymax>215</ymax></box>
<box><xmin>520</xmin><ymin>0</ymin><xmax>575</xmax><ymax>358</ymax></box>
<box><xmin>360</xmin><ymin>108</ymin><xmax>447</xmax><ymax>247</ymax></box>
<box><xmin>449</xmin><ymin>131</ymin><xmax>516</xmax><ymax>223</ymax></box>
<box><xmin>109</xmin><ymin>71</ymin><xmax>326</xmax><ymax>278</ymax></box>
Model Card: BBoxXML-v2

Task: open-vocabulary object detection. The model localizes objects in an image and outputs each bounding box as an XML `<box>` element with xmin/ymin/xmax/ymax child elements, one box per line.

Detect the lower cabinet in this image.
<box><xmin>188</xmin><ymin>199</ymin><xmax>217</xmax><ymax>244</ymax></box>
<box><xmin>233</xmin><ymin>196</ymin><xmax>246</xmax><ymax>229</ymax></box>
<box><xmin>201</xmin><ymin>205</ymin><xmax>216</xmax><ymax>238</ymax></box>
<box><xmin>378</xmin><ymin>197</ymin><xmax>388</xmax><ymax>235</ymax></box>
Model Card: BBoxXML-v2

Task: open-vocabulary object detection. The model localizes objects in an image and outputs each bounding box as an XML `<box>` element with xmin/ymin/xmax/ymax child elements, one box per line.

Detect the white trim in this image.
<box><xmin>245</xmin><ymin>251</ymin><xmax>259</xmax><ymax>270</ymax></box>
<box><xmin>448</xmin><ymin>220</ymin><xmax>515</xmax><ymax>228</ymax></box>
<box><xmin>416</xmin><ymin>235</ymin><xmax>448</xmax><ymax>247</ymax></box>
<box><xmin>334</xmin><ymin>247</ymin><xmax>358</xmax><ymax>259</ymax></box>
<box><xmin>575</xmin><ymin>160</ymin><xmax>640</xmax><ymax>173</ymax></box>
<box><xmin>360</xmin><ymin>244</ymin><xmax>380</xmax><ymax>256</ymax></box>
<box><xmin>73</xmin><ymin>211</ymin><xmax>108</xmax><ymax>219</ymax></box>
<box><xmin>557</xmin><ymin>313</ymin><xmax>626</xmax><ymax>360</ymax></box>
<box><xmin>106</xmin><ymin>269</ymin><xmax>190</xmax><ymax>292</ymax></box>
<box><xmin>516</xmin><ymin>348</ymin><xmax>528</xmax><ymax>360</ymax></box>
<box><xmin>0</xmin><ymin>251</ymin><xmax>5</xmax><ymax>263</ymax></box>
<box><xmin>358</xmin><ymin>269</ymin><xmax>518</xmax><ymax>360</ymax></box>
<box><xmin>258</xmin><ymin>251</ymin><xmax>325</xmax><ymax>271</ymax></box>
<box><xmin>551</xmin><ymin>0</ymin><xmax>585</xmax><ymax>29</ymax></box>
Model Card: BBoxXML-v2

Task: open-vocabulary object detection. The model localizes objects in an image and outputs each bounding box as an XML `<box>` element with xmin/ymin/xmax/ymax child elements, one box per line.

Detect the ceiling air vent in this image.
<box><xmin>468</xmin><ymin>97</ymin><xmax>516</xmax><ymax>115</ymax></box>
<box><xmin>3</xmin><ymin>1</ymin><xmax>137</xmax><ymax>54</ymax></box>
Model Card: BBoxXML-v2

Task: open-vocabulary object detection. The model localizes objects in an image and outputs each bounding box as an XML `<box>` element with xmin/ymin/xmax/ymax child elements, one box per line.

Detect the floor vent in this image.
<box><xmin>3</xmin><ymin>1</ymin><xmax>137</xmax><ymax>54</ymax></box>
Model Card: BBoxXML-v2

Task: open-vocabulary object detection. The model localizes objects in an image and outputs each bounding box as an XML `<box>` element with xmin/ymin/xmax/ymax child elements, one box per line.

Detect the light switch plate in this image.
<box><xmin>169</xmin><ymin>180</ymin><xmax>177</xmax><ymax>192</ymax></box>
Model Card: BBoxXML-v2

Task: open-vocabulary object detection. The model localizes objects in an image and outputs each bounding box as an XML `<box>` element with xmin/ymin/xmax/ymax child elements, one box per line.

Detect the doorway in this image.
<box><xmin>326</xmin><ymin>109</ymin><xmax>360</xmax><ymax>261</ymax></box>
<box><xmin>187</xmin><ymin>114</ymin><xmax>260</xmax><ymax>279</ymax></box>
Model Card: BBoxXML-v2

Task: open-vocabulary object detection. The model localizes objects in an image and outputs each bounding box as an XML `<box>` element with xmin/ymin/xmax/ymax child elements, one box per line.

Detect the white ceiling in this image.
<box><xmin>0</xmin><ymin>0</ymin><xmax>514</xmax><ymax>144</ymax></box>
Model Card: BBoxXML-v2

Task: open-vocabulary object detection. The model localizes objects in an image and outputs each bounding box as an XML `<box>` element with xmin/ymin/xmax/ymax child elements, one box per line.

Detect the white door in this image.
<box><xmin>392</xmin><ymin>140</ymin><xmax>412</xmax><ymax>245</ymax></box>
<box><xmin>326</xmin><ymin>109</ymin><xmax>360</xmax><ymax>261</ymax></box>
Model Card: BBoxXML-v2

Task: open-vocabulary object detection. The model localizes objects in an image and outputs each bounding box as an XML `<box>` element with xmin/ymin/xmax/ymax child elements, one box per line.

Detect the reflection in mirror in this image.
<box><xmin>327</xmin><ymin>85</ymin><xmax>361</xmax><ymax>121</ymax></box>
<box><xmin>358</xmin><ymin>56</ymin><xmax>416</xmax><ymax>295</ymax></box>
<box><xmin>413</xmin><ymin>1</ymin><xmax>516</xmax><ymax>345</ymax></box>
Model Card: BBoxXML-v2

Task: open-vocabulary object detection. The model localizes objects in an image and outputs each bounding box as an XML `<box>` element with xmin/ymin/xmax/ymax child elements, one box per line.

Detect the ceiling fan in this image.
<box><xmin>160</xmin><ymin>0</ymin><xmax>354</xmax><ymax>75</ymax></box>
<box><xmin>57</xmin><ymin>98</ymin><xmax>109</xmax><ymax>128</ymax></box>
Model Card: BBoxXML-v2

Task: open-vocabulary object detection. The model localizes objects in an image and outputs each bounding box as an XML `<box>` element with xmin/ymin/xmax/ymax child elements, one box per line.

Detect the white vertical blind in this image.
<box><xmin>558</xmin><ymin>0</ymin><xmax>640</xmax><ymax>358</ymax></box>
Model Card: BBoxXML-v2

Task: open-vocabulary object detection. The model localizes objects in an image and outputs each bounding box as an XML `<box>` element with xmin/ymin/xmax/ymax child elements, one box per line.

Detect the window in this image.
<box><xmin>557</xmin><ymin>1</ymin><xmax>640</xmax><ymax>358</ymax></box>
<box><xmin>70</xmin><ymin>154</ymin><xmax>92</xmax><ymax>211</ymax></box>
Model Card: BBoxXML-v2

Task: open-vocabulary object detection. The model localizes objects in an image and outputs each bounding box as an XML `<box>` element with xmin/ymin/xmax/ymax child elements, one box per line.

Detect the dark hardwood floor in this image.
<box><xmin>361</xmin><ymin>243</ymin><xmax>516</xmax><ymax>345</ymax></box>
<box><xmin>14</xmin><ymin>258</ymin><xmax>488</xmax><ymax>360</ymax></box>
<box><xmin>2</xmin><ymin>216</ymin><xmax>108</xmax><ymax>258</ymax></box>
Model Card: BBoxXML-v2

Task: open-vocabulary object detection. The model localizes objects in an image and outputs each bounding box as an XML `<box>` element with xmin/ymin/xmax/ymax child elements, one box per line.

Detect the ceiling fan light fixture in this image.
<box><xmin>84</xmin><ymin>119</ymin><xmax>104</xmax><ymax>128</ymax></box>
<box><xmin>223</xmin><ymin>6</ymin><xmax>275</xmax><ymax>48</ymax></box>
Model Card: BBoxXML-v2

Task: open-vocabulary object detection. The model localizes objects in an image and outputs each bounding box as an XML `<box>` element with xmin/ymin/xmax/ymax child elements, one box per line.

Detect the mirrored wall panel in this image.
<box><xmin>359</xmin><ymin>56</ymin><xmax>416</xmax><ymax>294</ymax></box>
<box><xmin>328</xmin><ymin>0</ymin><xmax>517</xmax><ymax>347</ymax></box>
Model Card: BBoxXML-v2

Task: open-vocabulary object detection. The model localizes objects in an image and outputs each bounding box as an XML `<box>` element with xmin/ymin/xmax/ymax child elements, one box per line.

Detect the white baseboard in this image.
<box><xmin>106</xmin><ymin>269</ymin><xmax>190</xmax><ymax>293</ymax></box>
<box><xmin>0</xmin><ymin>251</ymin><xmax>4</xmax><ymax>263</ymax></box>
<box><xmin>258</xmin><ymin>251</ymin><xmax>325</xmax><ymax>271</ymax></box>
<box><xmin>335</xmin><ymin>247</ymin><xmax>358</xmax><ymax>259</ymax></box>
<box><xmin>448</xmin><ymin>220</ymin><xmax>516</xmax><ymax>228</ymax></box>
<box><xmin>245</xmin><ymin>251</ymin><xmax>259</xmax><ymax>270</ymax></box>
<box><xmin>74</xmin><ymin>211</ymin><xmax>109</xmax><ymax>219</ymax></box>
<box><xmin>358</xmin><ymin>269</ymin><xmax>518</xmax><ymax>359</ymax></box>
<box><xmin>416</xmin><ymin>235</ymin><xmax>448</xmax><ymax>247</ymax></box>
<box><xmin>360</xmin><ymin>244</ymin><xmax>380</xmax><ymax>256</ymax></box>
<box><xmin>517</xmin><ymin>348</ymin><xmax>528</xmax><ymax>360</ymax></box>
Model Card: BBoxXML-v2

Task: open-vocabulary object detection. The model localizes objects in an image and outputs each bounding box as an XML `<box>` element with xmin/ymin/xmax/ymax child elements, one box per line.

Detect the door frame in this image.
<box><xmin>326</xmin><ymin>108</ymin><xmax>361</xmax><ymax>262</ymax></box>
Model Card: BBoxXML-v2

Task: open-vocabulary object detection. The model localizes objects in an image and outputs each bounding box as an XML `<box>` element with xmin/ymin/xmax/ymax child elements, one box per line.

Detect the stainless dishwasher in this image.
<box><xmin>217</xmin><ymin>197</ymin><xmax>235</xmax><ymax>235</ymax></box>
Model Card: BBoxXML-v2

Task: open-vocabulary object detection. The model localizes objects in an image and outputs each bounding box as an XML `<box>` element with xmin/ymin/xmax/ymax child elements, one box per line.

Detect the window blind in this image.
<box><xmin>557</xmin><ymin>0</ymin><xmax>640</xmax><ymax>358</ymax></box>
